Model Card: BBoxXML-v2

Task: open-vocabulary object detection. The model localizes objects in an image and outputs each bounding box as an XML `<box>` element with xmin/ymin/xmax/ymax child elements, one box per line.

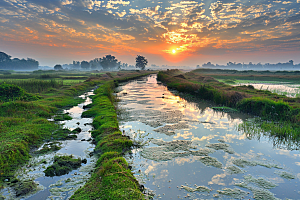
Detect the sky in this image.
<box><xmin>1</xmin><ymin>0</ymin><xmax>300</xmax><ymax>67</ymax></box>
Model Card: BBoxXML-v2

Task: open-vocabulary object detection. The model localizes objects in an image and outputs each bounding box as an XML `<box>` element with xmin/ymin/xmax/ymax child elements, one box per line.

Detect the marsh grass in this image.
<box><xmin>158</xmin><ymin>69</ymin><xmax>300</xmax><ymax>148</ymax></box>
<box><xmin>0</xmin><ymin>79</ymin><xmax>63</xmax><ymax>93</ymax></box>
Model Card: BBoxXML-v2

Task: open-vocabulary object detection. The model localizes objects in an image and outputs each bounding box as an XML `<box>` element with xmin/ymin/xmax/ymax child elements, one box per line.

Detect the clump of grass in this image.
<box><xmin>44</xmin><ymin>155</ymin><xmax>83</xmax><ymax>177</ymax></box>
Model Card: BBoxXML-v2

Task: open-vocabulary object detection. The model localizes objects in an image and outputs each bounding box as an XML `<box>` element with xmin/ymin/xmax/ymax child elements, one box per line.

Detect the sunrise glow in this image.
<box><xmin>0</xmin><ymin>0</ymin><xmax>300</xmax><ymax>66</ymax></box>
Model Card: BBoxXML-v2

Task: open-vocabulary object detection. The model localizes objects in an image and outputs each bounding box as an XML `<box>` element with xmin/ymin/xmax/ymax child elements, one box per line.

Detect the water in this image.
<box><xmin>234</xmin><ymin>82</ymin><xmax>300</xmax><ymax>98</ymax></box>
<box><xmin>118</xmin><ymin>75</ymin><xmax>300</xmax><ymax>199</ymax></box>
<box><xmin>1</xmin><ymin>91</ymin><xmax>96</xmax><ymax>200</ymax></box>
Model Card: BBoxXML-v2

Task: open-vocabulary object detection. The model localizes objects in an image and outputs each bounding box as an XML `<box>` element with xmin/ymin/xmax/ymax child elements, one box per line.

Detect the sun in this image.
<box><xmin>172</xmin><ymin>49</ymin><xmax>176</xmax><ymax>54</ymax></box>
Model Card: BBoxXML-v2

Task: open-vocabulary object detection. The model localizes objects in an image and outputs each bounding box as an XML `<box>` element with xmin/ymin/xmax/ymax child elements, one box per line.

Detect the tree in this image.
<box><xmin>135</xmin><ymin>55</ymin><xmax>148</xmax><ymax>70</ymax></box>
<box><xmin>100</xmin><ymin>55</ymin><xmax>119</xmax><ymax>71</ymax></box>
<box><xmin>54</xmin><ymin>64</ymin><xmax>63</xmax><ymax>70</ymax></box>
<box><xmin>0</xmin><ymin>52</ymin><xmax>11</xmax><ymax>62</ymax></box>
<box><xmin>81</xmin><ymin>61</ymin><xmax>90</xmax><ymax>70</ymax></box>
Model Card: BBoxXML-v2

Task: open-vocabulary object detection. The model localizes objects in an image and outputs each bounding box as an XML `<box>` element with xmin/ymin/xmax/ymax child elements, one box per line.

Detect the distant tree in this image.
<box><xmin>54</xmin><ymin>64</ymin><xmax>63</xmax><ymax>70</ymax></box>
<box><xmin>72</xmin><ymin>61</ymin><xmax>80</xmax><ymax>69</ymax></box>
<box><xmin>91</xmin><ymin>62</ymin><xmax>98</xmax><ymax>70</ymax></box>
<box><xmin>0</xmin><ymin>52</ymin><xmax>11</xmax><ymax>62</ymax></box>
<box><xmin>81</xmin><ymin>61</ymin><xmax>90</xmax><ymax>70</ymax></box>
<box><xmin>100</xmin><ymin>55</ymin><xmax>119</xmax><ymax>71</ymax></box>
<box><xmin>135</xmin><ymin>55</ymin><xmax>148</xmax><ymax>70</ymax></box>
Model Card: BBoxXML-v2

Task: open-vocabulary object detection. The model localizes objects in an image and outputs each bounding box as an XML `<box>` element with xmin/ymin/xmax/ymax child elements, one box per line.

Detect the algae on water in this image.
<box><xmin>140</xmin><ymin>139</ymin><xmax>214</xmax><ymax>161</ymax></box>
<box><xmin>217</xmin><ymin>188</ymin><xmax>248</xmax><ymax>199</ymax></box>
<box><xmin>274</xmin><ymin>170</ymin><xmax>295</xmax><ymax>179</ymax></box>
<box><xmin>226</xmin><ymin>166</ymin><xmax>245</xmax><ymax>174</ymax></box>
<box><xmin>180</xmin><ymin>185</ymin><xmax>211</xmax><ymax>193</ymax></box>
<box><xmin>244</xmin><ymin>175</ymin><xmax>277</xmax><ymax>189</ymax></box>
<box><xmin>232</xmin><ymin>158</ymin><xmax>257</xmax><ymax>168</ymax></box>
<box><xmin>232</xmin><ymin>158</ymin><xmax>281</xmax><ymax>169</ymax></box>
<box><xmin>153</xmin><ymin>122</ymin><xmax>189</xmax><ymax>135</ymax></box>
<box><xmin>199</xmin><ymin>156</ymin><xmax>223</xmax><ymax>168</ymax></box>
<box><xmin>206</xmin><ymin>143</ymin><xmax>235</xmax><ymax>154</ymax></box>
<box><xmin>251</xmin><ymin>187</ymin><xmax>280</xmax><ymax>200</ymax></box>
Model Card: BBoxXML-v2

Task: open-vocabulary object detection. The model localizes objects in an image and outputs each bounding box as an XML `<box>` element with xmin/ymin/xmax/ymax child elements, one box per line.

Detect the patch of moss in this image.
<box><xmin>13</xmin><ymin>180</ymin><xmax>37</xmax><ymax>197</ymax></box>
<box><xmin>44</xmin><ymin>155</ymin><xmax>83</xmax><ymax>177</ymax></box>
<box><xmin>35</xmin><ymin>142</ymin><xmax>62</xmax><ymax>155</ymax></box>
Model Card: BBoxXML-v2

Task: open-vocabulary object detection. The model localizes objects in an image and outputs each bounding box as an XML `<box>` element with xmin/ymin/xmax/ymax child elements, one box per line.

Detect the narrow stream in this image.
<box><xmin>1</xmin><ymin>90</ymin><xmax>96</xmax><ymax>200</ymax></box>
<box><xmin>117</xmin><ymin>75</ymin><xmax>300</xmax><ymax>199</ymax></box>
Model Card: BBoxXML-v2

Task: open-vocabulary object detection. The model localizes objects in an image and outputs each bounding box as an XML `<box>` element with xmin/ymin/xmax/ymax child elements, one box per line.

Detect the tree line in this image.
<box><xmin>0</xmin><ymin>51</ymin><xmax>39</xmax><ymax>70</ymax></box>
<box><xmin>57</xmin><ymin>55</ymin><xmax>148</xmax><ymax>71</ymax></box>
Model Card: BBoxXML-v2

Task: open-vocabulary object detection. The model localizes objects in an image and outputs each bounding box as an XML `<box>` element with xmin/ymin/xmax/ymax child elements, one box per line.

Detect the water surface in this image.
<box><xmin>118</xmin><ymin>75</ymin><xmax>300</xmax><ymax>199</ymax></box>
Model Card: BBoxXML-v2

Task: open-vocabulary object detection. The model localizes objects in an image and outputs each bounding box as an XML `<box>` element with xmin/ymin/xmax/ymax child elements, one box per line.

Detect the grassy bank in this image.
<box><xmin>0</xmin><ymin>70</ymin><xmax>153</xmax><ymax>193</ymax></box>
<box><xmin>0</xmin><ymin>77</ymin><xmax>101</xmax><ymax>187</ymax></box>
<box><xmin>157</xmin><ymin>69</ymin><xmax>300</xmax><ymax>139</ymax></box>
<box><xmin>71</xmin><ymin>72</ymin><xmax>156</xmax><ymax>200</ymax></box>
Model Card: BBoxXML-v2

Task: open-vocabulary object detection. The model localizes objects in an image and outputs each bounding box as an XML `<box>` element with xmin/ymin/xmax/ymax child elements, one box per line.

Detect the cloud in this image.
<box><xmin>1</xmin><ymin>0</ymin><xmax>300</xmax><ymax>65</ymax></box>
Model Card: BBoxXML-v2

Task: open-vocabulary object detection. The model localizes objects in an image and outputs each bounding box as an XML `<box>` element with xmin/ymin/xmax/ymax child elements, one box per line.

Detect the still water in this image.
<box><xmin>118</xmin><ymin>75</ymin><xmax>300</xmax><ymax>199</ymax></box>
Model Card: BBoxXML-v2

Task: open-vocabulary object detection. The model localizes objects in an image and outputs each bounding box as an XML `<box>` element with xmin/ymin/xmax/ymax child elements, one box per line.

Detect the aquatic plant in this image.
<box><xmin>274</xmin><ymin>170</ymin><xmax>295</xmax><ymax>179</ymax></box>
<box><xmin>199</xmin><ymin>156</ymin><xmax>223</xmax><ymax>168</ymax></box>
<box><xmin>205</xmin><ymin>143</ymin><xmax>235</xmax><ymax>154</ymax></box>
<box><xmin>217</xmin><ymin>188</ymin><xmax>248</xmax><ymax>199</ymax></box>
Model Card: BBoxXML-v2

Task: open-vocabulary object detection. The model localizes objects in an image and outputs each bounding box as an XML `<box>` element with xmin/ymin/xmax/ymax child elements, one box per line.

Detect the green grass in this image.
<box><xmin>0</xmin><ymin>74</ymin><xmax>99</xmax><ymax>187</ymax></box>
<box><xmin>71</xmin><ymin>81</ymin><xmax>141</xmax><ymax>199</ymax></box>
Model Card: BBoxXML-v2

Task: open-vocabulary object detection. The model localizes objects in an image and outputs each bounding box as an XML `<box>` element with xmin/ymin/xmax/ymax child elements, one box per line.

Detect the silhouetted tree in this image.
<box><xmin>135</xmin><ymin>55</ymin><xmax>148</xmax><ymax>70</ymax></box>
<box><xmin>0</xmin><ymin>52</ymin><xmax>11</xmax><ymax>62</ymax></box>
<box><xmin>100</xmin><ymin>55</ymin><xmax>119</xmax><ymax>70</ymax></box>
<box><xmin>54</xmin><ymin>64</ymin><xmax>63</xmax><ymax>70</ymax></box>
<box><xmin>0</xmin><ymin>51</ymin><xmax>38</xmax><ymax>70</ymax></box>
<box><xmin>81</xmin><ymin>61</ymin><xmax>90</xmax><ymax>70</ymax></box>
